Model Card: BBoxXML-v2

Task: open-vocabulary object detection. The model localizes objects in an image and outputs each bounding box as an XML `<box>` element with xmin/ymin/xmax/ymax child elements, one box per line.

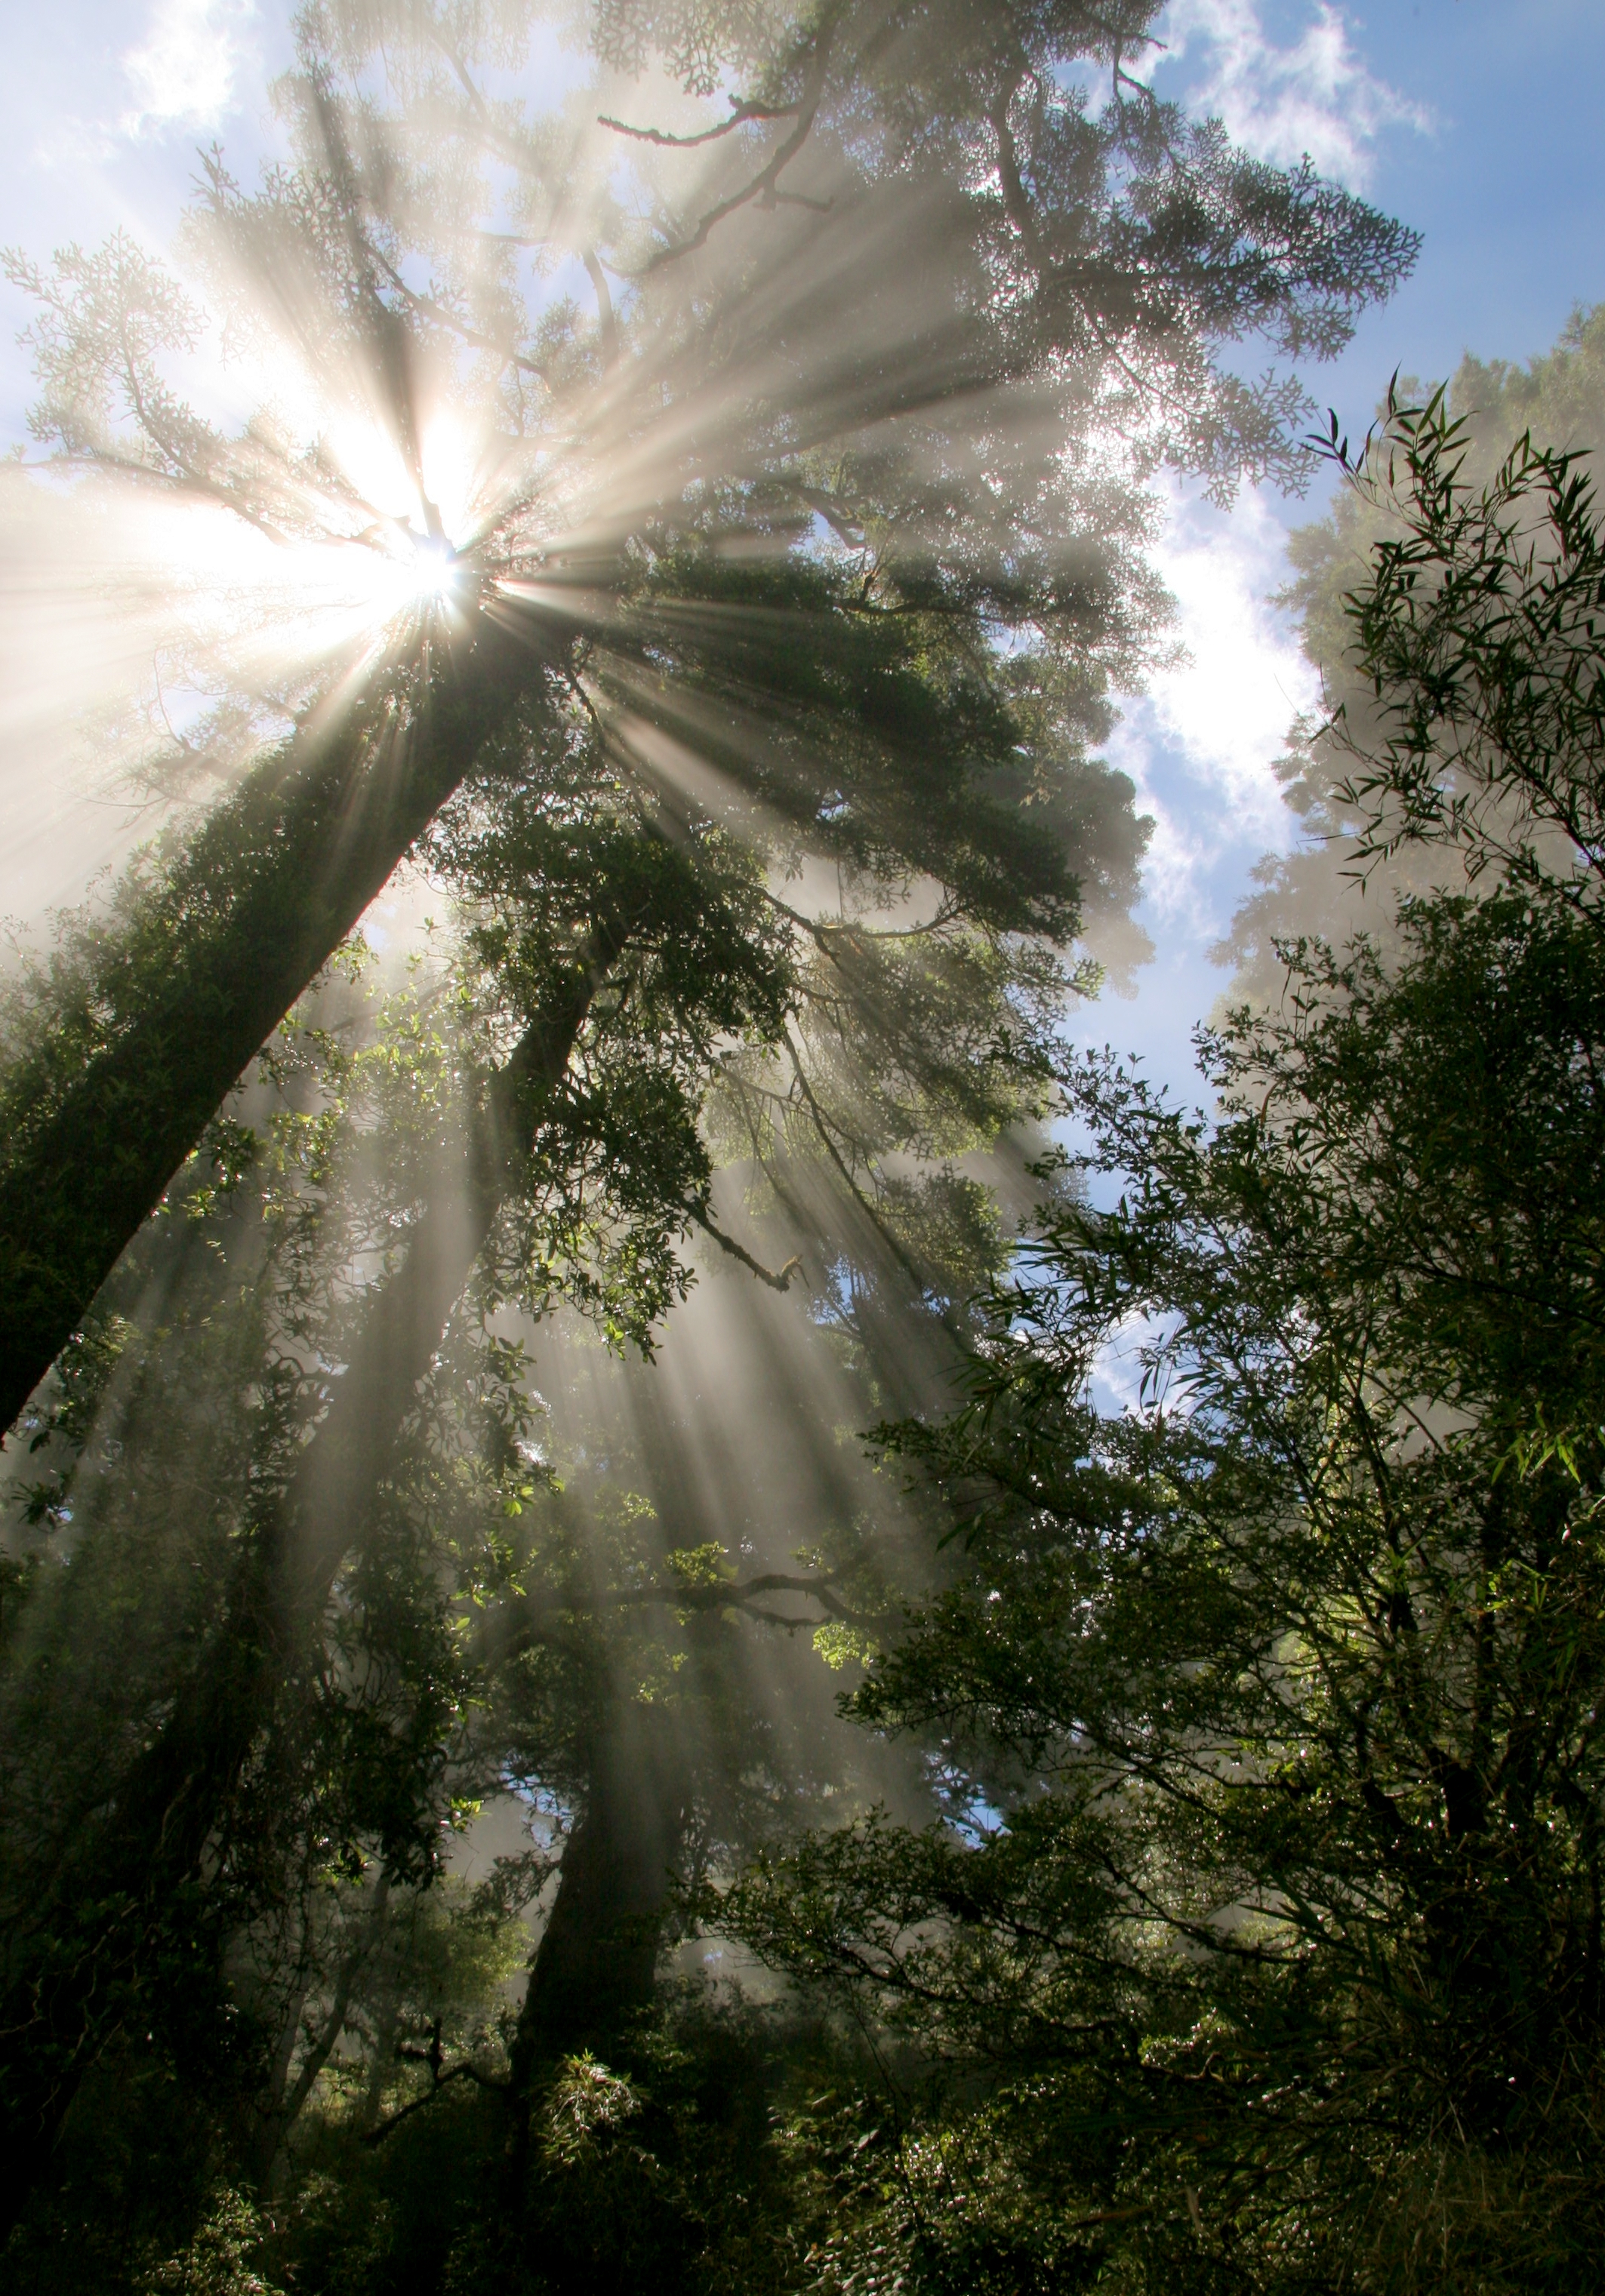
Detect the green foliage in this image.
<box><xmin>1221</xmin><ymin>301</ymin><xmax>1605</xmax><ymax>997</ymax></box>
<box><xmin>139</xmin><ymin>2189</ymin><xmax>284</xmax><ymax>2296</ymax></box>
<box><xmin>706</xmin><ymin>362</ymin><xmax>1605</xmax><ymax>2290</ymax></box>
<box><xmin>718</xmin><ymin>885</ymin><xmax>1605</xmax><ymax>2290</ymax></box>
<box><xmin>1321</xmin><ymin>387</ymin><xmax>1605</xmax><ymax>913</ymax></box>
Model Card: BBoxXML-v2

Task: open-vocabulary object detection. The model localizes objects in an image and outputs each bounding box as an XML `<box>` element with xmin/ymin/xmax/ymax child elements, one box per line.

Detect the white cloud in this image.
<box><xmin>1089</xmin><ymin>1307</ymin><xmax>1185</xmax><ymax>1418</ymax></box>
<box><xmin>1157</xmin><ymin>0</ymin><xmax>1431</xmax><ymax>190</ymax></box>
<box><xmin>122</xmin><ymin>0</ymin><xmax>255</xmax><ymax>138</ymax></box>
<box><xmin>1108</xmin><ymin>479</ymin><xmax>1316</xmax><ymax>932</ymax></box>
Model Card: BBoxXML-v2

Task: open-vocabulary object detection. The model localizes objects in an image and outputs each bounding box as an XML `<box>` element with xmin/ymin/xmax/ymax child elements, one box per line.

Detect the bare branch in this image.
<box><xmin>689</xmin><ymin>1204</ymin><xmax>801</xmax><ymax>1290</ymax></box>
<box><xmin>581</xmin><ymin>248</ymin><xmax>619</xmax><ymax>370</ymax></box>
<box><xmin>362</xmin><ymin>2014</ymin><xmax>507</xmax><ymax>2145</ymax></box>
<box><xmin>598</xmin><ymin>99</ymin><xmax>800</xmax><ymax>150</ymax></box>
<box><xmin>639</xmin><ymin>3</ymin><xmax>846</xmax><ymax>272</ymax></box>
<box><xmin>361</xmin><ymin>2057</ymin><xmax>507</xmax><ymax>2144</ymax></box>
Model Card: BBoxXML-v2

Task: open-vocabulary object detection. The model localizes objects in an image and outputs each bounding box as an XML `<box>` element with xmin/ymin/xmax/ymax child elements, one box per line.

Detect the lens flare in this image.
<box><xmin>411</xmin><ymin>539</ymin><xmax>459</xmax><ymax>603</ymax></box>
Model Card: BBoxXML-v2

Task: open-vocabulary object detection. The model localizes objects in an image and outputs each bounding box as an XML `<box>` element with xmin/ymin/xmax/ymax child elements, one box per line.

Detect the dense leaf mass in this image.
<box><xmin>708</xmin><ymin>404</ymin><xmax>1605</xmax><ymax>2289</ymax></box>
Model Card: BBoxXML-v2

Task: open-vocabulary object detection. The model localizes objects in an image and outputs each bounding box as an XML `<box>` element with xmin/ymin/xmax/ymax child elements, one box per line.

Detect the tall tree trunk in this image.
<box><xmin>0</xmin><ymin>607</ymin><xmax>557</xmax><ymax>1436</ymax></box>
<box><xmin>501</xmin><ymin>1709</ymin><xmax>692</xmax><ymax>2208</ymax></box>
<box><xmin>359</xmin><ymin>1982</ymin><xmax>404</xmax><ymax>2139</ymax></box>
<box><xmin>0</xmin><ymin>908</ymin><xmax>630</xmax><ymax>2242</ymax></box>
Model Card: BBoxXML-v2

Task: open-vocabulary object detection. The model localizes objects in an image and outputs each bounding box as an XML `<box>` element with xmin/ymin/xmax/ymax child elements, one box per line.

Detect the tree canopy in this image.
<box><xmin>707</xmin><ymin>394</ymin><xmax>1605</xmax><ymax>2292</ymax></box>
<box><xmin>0</xmin><ymin>0</ymin><xmax>1413</xmax><ymax>1423</ymax></box>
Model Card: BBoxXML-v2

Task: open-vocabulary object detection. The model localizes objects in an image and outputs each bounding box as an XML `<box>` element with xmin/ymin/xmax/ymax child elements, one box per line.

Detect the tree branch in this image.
<box><xmin>689</xmin><ymin>1204</ymin><xmax>801</xmax><ymax>1290</ymax></box>
<box><xmin>638</xmin><ymin>4</ymin><xmax>846</xmax><ymax>272</ymax></box>
<box><xmin>598</xmin><ymin>99</ymin><xmax>800</xmax><ymax>149</ymax></box>
<box><xmin>368</xmin><ymin>244</ymin><xmax>550</xmax><ymax>383</ymax></box>
<box><xmin>581</xmin><ymin>248</ymin><xmax>620</xmax><ymax>369</ymax></box>
<box><xmin>362</xmin><ymin>2011</ymin><xmax>510</xmax><ymax>2145</ymax></box>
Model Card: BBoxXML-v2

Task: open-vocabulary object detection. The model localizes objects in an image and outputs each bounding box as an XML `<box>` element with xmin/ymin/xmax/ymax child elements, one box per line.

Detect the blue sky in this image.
<box><xmin>1</xmin><ymin>0</ymin><xmax>1602</xmax><ymax>1094</ymax></box>
<box><xmin>1092</xmin><ymin>0</ymin><xmax>1605</xmax><ymax>1097</ymax></box>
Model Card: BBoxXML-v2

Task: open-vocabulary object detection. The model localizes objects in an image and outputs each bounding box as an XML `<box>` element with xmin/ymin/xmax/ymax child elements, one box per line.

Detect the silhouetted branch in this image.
<box><xmin>362</xmin><ymin>2017</ymin><xmax>508</xmax><ymax>2145</ymax></box>
<box><xmin>689</xmin><ymin>1205</ymin><xmax>801</xmax><ymax>1290</ymax></box>
<box><xmin>597</xmin><ymin>99</ymin><xmax>799</xmax><ymax>149</ymax></box>
<box><xmin>637</xmin><ymin>3</ymin><xmax>847</xmax><ymax>271</ymax></box>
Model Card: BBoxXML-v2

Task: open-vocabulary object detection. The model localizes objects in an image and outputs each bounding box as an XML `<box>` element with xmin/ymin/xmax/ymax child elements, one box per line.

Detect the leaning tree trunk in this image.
<box><xmin>0</xmin><ymin>909</ymin><xmax>631</xmax><ymax>2242</ymax></box>
<box><xmin>248</xmin><ymin>1872</ymin><xmax>393</xmax><ymax>2190</ymax></box>
<box><xmin>0</xmin><ymin>605</ymin><xmax>559</xmax><ymax>1436</ymax></box>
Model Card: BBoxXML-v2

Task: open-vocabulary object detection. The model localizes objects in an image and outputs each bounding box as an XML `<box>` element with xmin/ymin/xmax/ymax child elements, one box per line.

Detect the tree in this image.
<box><xmin>713</xmin><ymin>410</ymin><xmax>1605</xmax><ymax>2291</ymax></box>
<box><xmin>0</xmin><ymin>5</ymin><xmax>1421</xmax><ymax>2273</ymax></box>
<box><xmin>0</xmin><ymin>0</ymin><xmax>1416</xmax><ymax>1427</ymax></box>
<box><xmin>0</xmin><ymin>589</ymin><xmax>1080</xmax><ymax>2256</ymax></box>
<box><xmin>1219</xmin><ymin>301</ymin><xmax>1605</xmax><ymax>1000</ymax></box>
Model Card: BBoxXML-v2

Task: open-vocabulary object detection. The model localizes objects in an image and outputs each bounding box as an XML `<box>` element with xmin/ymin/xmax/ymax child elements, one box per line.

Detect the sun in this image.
<box><xmin>411</xmin><ymin>537</ymin><xmax>461</xmax><ymax>603</ymax></box>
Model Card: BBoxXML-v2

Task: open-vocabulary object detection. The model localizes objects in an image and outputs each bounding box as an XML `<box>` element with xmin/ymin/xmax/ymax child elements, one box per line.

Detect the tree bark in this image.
<box><xmin>0</xmin><ymin>606</ymin><xmax>558</xmax><ymax>1437</ymax></box>
<box><xmin>501</xmin><ymin>1710</ymin><xmax>692</xmax><ymax>2208</ymax></box>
